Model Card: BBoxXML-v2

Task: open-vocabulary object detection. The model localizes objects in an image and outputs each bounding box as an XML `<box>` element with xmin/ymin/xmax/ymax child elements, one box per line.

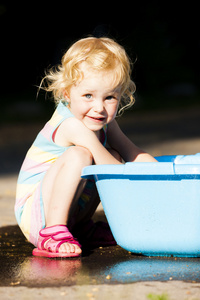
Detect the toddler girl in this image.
<box><xmin>15</xmin><ymin>37</ymin><xmax>156</xmax><ymax>258</ymax></box>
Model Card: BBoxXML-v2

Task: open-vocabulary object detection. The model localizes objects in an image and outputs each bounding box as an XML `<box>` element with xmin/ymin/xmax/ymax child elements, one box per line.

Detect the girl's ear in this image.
<box><xmin>63</xmin><ymin>90</ymin><xmax>70</xmax><ymax>102</ymax></box>
<box><xmin>63</xmin><ymin>90</ymin><xmax>71</xmax><ymax>106</ymax></box>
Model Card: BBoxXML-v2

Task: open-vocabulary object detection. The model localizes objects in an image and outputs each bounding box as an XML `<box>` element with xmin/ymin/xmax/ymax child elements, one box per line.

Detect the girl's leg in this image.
<box><xmin>73</xmin><ymin>147</ymin><xmax>122</xmax><ymax>226</ymax></box>
<box><xmin>42</xmin><ymin>146</ymin><xmax>93</xmax><ymax>255</ymax></box>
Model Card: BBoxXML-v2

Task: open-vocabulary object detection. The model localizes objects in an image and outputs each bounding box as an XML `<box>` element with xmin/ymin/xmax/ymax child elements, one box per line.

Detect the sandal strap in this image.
<box><xmin>38</xmin><ymin>225</ymin><xmax>81</xmax><ymax>253</ymax></box>
<box><xmin>39</xmin><ymin>225</ymin><xmax>70</xmax><ymax>237</ymax></box>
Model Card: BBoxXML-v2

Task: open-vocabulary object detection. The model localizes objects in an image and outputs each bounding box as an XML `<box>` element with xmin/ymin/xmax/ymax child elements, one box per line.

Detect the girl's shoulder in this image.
<box><xmin>54</xmin><ymin>114</ymin><xmax>89</xmax><ymax>147</ymax></box>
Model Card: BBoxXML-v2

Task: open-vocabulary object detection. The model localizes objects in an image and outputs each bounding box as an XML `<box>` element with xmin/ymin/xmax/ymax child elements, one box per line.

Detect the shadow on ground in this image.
<box><xmin>0</xmin><ymin>223</ymin><xmax>200</xmax><ymax>287</ymax></box>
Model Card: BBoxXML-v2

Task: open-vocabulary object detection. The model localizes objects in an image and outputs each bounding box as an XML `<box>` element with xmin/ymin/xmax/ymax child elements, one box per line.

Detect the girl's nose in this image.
<box><xmin>93</xmin><ymin>100</ymin><xmax>104</xmax><ymax>113</ymax></box>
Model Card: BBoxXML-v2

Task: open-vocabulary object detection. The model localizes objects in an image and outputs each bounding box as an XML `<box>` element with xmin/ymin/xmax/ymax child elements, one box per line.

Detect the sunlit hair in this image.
<box><xmin>41</xmin><ymin>37</ymin><xmax>136</xmax><ymax>115</ymax></box>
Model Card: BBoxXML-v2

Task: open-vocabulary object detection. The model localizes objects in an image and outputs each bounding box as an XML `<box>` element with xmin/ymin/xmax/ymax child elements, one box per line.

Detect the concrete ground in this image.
<box><xmin>1</xmin><ymin>105</ymin><xmax>200</xmax><ymax>299</ymax></box>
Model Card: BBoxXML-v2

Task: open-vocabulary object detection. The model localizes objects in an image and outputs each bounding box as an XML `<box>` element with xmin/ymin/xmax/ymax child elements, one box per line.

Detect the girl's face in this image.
<box><xmin>65</xmin><ymin>63</ymin><xmax>121</xmax><ymax>132</ymax></box>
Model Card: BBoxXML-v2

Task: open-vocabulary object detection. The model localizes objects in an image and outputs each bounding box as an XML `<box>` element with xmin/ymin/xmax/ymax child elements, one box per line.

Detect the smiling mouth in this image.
<box><xmin>87</xmin><ymin>116</ymin><xmax>106</xmax><ymax>122</ymax></box>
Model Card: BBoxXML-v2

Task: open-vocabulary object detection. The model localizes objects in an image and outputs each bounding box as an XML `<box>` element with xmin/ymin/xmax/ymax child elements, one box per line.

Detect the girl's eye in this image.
<box><xmin>106</xmin><ymin>95</ymin><xmax>115</xmax><ymax>100</ymax></box>
<box><xmin>85</xmin><ymin>94</ymin><xmax>92</xmax><ymax>99</ymax></box>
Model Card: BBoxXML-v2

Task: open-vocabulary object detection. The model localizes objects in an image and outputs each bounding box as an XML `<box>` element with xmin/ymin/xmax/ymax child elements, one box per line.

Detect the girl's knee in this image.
<box><xmin>66</xmin><ymin>146</ymin><xmax>93</xmax><ymax>167</ymax></box>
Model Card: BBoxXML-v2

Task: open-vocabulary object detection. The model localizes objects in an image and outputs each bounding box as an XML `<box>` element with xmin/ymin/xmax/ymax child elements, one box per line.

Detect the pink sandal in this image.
<box><xmin>32</xmin><ymin>225</ymin><xmax>81</xmax><ymax>258</ymax></box>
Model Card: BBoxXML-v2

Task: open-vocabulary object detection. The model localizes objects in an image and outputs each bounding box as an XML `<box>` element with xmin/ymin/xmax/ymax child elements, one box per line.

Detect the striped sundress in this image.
<box><xmin>15</xmin><ymin>101</ymin><xmax>107</xmax><ymax>246</ymax></box>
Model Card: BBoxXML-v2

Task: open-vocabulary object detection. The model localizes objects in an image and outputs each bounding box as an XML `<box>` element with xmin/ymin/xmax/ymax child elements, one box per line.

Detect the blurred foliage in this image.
<box><xmin>147</xmin><ymin>293</ymin><xmax>169</xmax><ymax>300</ymax></box>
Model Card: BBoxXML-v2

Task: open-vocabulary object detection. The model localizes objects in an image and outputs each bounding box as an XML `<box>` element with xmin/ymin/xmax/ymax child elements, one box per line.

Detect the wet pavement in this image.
<box><xmin>0</xmin><ymin>225</ymin><xmax>200</xmax><ymax>288</ymax></box>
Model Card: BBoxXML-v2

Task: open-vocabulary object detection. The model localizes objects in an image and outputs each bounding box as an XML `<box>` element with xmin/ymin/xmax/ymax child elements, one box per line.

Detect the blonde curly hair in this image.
<box><xmin>41</xmin><ymin>37</ymin><xmax>136</xmax><ymax>115</ymax></box>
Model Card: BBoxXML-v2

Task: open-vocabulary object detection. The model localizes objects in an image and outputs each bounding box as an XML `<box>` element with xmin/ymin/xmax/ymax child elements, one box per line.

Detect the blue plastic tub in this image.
<box><xmin>82</xmin><ymin>155</ymin><xmax>200</xmax><ymax>257</ymax></box>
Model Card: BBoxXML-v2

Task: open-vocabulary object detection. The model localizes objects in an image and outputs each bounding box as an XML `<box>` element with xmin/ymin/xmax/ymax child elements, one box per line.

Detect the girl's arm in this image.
<box><xmin>107</xmin><ymin>119</ymin><xmax>157</xmax><ymax>162</ymax></box>
<box><xmin>58</xmin><ymin>118</ymin><xmax>122</xmax><ymax>165</ymax></box>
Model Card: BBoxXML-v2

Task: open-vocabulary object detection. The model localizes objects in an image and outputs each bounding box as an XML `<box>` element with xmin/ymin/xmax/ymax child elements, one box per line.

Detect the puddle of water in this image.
<box><xmin>0</xmin><ymin>225</ymin><xmax>200</xmax><ymax>287</ymax></box>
